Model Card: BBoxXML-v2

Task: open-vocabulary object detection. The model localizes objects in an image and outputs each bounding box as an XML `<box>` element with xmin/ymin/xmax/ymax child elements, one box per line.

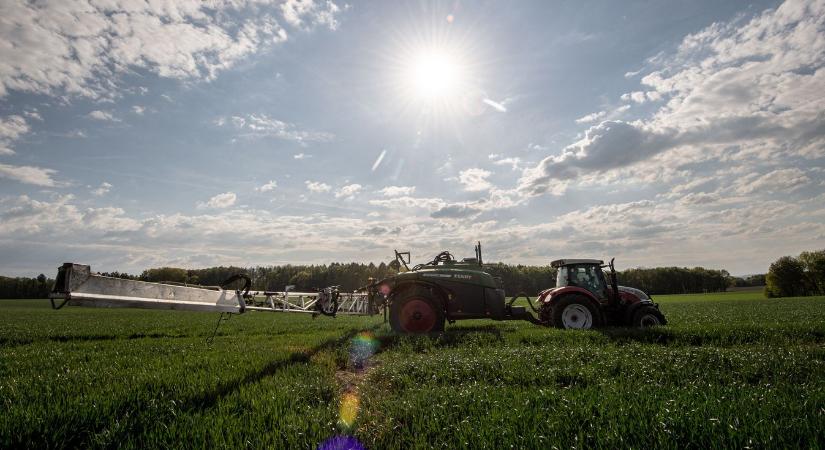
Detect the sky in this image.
<box><xmin>1</xmin><ymin>0</ymin><xmax>824</xmax><ymax>277</ymax></box>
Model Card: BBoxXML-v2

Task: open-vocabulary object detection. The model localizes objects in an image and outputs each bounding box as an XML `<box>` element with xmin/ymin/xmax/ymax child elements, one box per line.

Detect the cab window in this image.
<box><xmin>567</xmin><ymin>265</ymin><xmax>607</xmax><ymax>298</ymax></box>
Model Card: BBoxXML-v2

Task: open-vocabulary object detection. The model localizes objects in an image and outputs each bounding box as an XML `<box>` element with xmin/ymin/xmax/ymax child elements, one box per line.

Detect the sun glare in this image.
<box><xmin>410</xmin><ymin>50</ymin><xmax>462</xmax><ymax>99</ymax></box>
<box><xmin>398</xmin><ymin>45</ymin><xmax>472</xmax><ymax>110</ymax></box>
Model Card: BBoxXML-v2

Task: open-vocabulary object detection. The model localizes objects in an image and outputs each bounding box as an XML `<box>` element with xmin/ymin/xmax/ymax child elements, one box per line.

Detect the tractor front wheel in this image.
<box><xmin>389</xmin><ymin>288</ymin><xmax>445</xmax><ymax>334</ymax></box>
<box><xmin>631</xmin><ymin>305</ymin><xmax>667</xmax><ymax>327</ymax></box>
<box><xmin>552</xmin><ymin>295</ymin><xmax>601</xmax><ymax>330</ymax></box>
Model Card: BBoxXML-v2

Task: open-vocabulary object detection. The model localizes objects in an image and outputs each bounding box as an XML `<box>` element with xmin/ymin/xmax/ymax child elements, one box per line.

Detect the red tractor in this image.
<box><xmin>537</xmin><ymin>258</ymin><xmax>666</xmax><ymax>329</ymax></box>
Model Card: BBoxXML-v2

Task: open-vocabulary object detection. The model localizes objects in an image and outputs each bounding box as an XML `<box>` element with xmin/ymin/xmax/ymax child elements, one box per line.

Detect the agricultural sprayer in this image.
<box><xmin>49</xmin><ymin>242</ymin><xmax>666</xmax><ymax>333</ymax></box>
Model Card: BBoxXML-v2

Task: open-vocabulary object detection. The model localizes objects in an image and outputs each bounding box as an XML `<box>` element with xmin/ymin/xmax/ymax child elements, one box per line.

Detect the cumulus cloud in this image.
<box><xmin>217</xmin><ymin>114</ymin><xmax>334</xmax><ymax>144</ymax></box>
<box><xmin>281</xmin><ymin>0</ymin><xmax>342</xmax><ymax>30</ymax></box>
<box><xmin>255</xmin><ymin>180</ymin><xmax>278</xmax><ymax>192</ymax></box>
<box><xmin>335</xmin><ymin>183</ymin><xmax>362</xmax><ymax>199</ymax></box>
<box><xmin>305</xmin><ymin>180</ymin><xmax>331</xmax><ymax>193</ymax></box>
<box><xmin>457</xmin><ymin>168</ymin><xmax>493</xmax><ymax>192</ymax></box>
<box><xmin>0</xmin><ymin>1</ymin><xmax>342</xmax><ymax>100</ymax></box>
<box><xmin>0</xmin><ymin>163</ymin><xmax>58</xmax><ymax>187</ymax></box>
<box><xmin>488</xmin><ymin>154</ymin><xmax>521</xmax><ymax>170</ymax></box>
<box><xmin>620</xmin><ymin>91</ymin><xmax>661</xmax><ymax>103</ymax></box>
<box><xmin>575</xmin><ymin>110</ymin><xmax>606</xmax><ymax>124</ymax></box>
<box><xmin>0</xmin><ymin>195</ymin><xmax>140</xmax><ymax>236</ymax></box>
<box><xmin>520</xmin><ymin>0</ymin><xmax>825</xmax><ymax>198</ymax></box>
<box><xmin>132</xmin><ymin>105</ymin><xmax>145</xmax><ymax>115</ymax></box>
<box><xmin>378</xmin><ymin>185</ymin><xmax>416</xmax><ymax>197</ymax></box>
<box><xmin>197</xmin><ymin>192</ymin><xmax>237</xmax><ymax>209</ymax></box>
<box><xmin>91</xmin><ymin>182</ymin><xmax>112</xmax><ymax>196</ymax></box>
<box><xmin>520</xmin><ymin>121</ymin><xmax>676</xmax><ymax>195</ymax></box>
<box><xmin>87</xmin><ymin>110</ymin><xmax>120</xmax><ymax>122</ymax></box>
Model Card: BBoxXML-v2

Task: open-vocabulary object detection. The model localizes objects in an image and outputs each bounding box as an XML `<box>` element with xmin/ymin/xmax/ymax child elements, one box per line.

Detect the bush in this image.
<box><xmin>765</xmin><ymin>256</ymin><xmax>805</xmax><ymax>298</ymax></box>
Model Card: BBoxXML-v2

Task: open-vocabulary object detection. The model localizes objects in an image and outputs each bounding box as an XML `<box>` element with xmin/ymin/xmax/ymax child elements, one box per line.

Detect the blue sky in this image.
<box><xmin>1</xmin><ymin>0</ymin><xmax>824</xmax><ymax>277</ymax></box>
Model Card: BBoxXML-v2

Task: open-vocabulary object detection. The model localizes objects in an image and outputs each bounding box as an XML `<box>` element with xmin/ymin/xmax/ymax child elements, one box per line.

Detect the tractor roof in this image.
<box><xmin>551</xmin><ymin>259</ymin><xmax>604</xmax><ymax>268</ymax></box>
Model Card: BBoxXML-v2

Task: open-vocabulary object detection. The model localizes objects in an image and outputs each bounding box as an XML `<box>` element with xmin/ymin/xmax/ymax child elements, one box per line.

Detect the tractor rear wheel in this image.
<box><xmin>552</xmin><ymin>295</ymin><xmax>601</xmax><ymax>330</ymax></box>
<box><xmin>389</xmin><ymin>288</ymin><xmax>445</xmax><ymax>334</ymax></box>
<box><xmin>631</xmin><ymin>305</ymin><xmax>667</xmax><ymax>327</ymax></box>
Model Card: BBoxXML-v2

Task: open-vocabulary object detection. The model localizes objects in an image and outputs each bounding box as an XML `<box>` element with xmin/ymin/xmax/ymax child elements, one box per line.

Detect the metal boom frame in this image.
<box><xmin>50</xmin><ymin>263</ymin><xmax>378</xmax><ymax>317</ymax></box>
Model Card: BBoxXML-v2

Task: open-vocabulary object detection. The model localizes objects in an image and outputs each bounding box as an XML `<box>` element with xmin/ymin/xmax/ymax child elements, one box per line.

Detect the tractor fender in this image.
<box><xmin>542</xmin><ymin>288</ymin><xmax>605</xmax><ymax>325</ymax></box>
<box><xmin>622</xmin><ymin>299</ymin><xmax>656</xmax><ymax>325</ymax></box>
<box><xmin>540</xmin><ymin>286</ymin><xmax>600</xmax><ymax>306</ymax></box>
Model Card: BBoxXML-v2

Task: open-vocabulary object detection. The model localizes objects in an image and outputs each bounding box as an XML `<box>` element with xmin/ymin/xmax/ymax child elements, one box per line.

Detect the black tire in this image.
<box><xmin>551</xmin><ymin>294</ymin><xmax>602</xmax><ymax>330</ymax></box>
<box><xmin>389</xmin><ymin>288</ymin><xmax>445</xmax><ymax>334</ymax></box>
<box><xmin>317</xmin><ymin>291</ymin><xmax>339</xmax><ymax>317</ymax></box>
<box><xmin>631</xmin><ymin>305</ymin><xmax>667</xmax><ymax>327</ymax></box>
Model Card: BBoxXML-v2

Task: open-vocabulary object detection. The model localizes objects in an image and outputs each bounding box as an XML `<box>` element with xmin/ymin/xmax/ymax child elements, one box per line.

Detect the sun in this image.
<box><xmin>408</xmin><ymin>49</ymin><xmax>464</xmax><ymax>100</ymax></box>
<box><xmin>397</xmin><ymin>45</ymin><xmax>473</xmax><ymax>110</ymax></box>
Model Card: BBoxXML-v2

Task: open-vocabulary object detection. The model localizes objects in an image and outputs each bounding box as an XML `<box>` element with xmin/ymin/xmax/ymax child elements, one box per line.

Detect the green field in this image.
<box><xmin>1</xmin><ymin>291</ymin><xmax>824</xmax><ymax>448</ymax></box>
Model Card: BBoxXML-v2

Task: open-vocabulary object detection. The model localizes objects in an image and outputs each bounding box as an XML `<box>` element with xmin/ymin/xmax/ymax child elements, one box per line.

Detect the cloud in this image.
<box><xmin>91</xmin><ymin>182</ymin><xmax>112</xmax><ymax>196</ymax></box>
<box><xmin>132</xmin><ymin>105</ymin><xmax>145</xmax><ymax>115</ymax></box>
<box><xmin>281</xmin><ymin>0</ymin><xmax>342</xmax><ymax>31</ymax></box>
<box><xmin>735</xmin><ymin>168</ymin><xmax>810</xmax><ymax>195</ymax></box>
<box><xmin>680</xmin><ymin>192</ymin><xmax>720</xmax><ymax>205</ymax></box>
<box><xmin>256</xmin><ymin>180</ymin><xmax>278</xmax><ymax>192</ymax></box>
<box><xmin>378</xmin><ymin>185</ymin><xmax>416</xmax><ymax>197</ymax></box>
<box><xmin>335</xmin><ymin>183</ymin><xmax>362</xmax><ymax>199</ymax></box>
<box><xmin>197</xmin><ymin>192</ymin><xmax>237</xmax><ymax>209</ymax></box>
<box><xmin>575</xmin><ymin>110</ymin><xmax>606</xmax><ymax>124</ymax></box>
<box><xmin>430</xmin><ymin>203</ymin><xmax>480</xmax><ymax>219</ymax></box>
<box><xmin>305</xmin><ymin>180</ymin><xmax>331</xmax><ymax>193</ymax></box>
<box><xmin>0</xmin><ymin>195</ymin><xmax>140</xmax><ymax>236</ymax></box>
<box><xmin>0</xmin><ymin>1</ymin><xmax>342</xmax><ymax>100</ymax></box>
<box><xmin>218</xmin><ymin>114</ymin><xmax>334</xmax><ymax>144</ymax></box>
<box><xmin>87</xmin><ymin>110</ymin><xmax>120</xmax><ymax>122</ymax></box>
<box><xmin>457</xmin><ymin>168</ymin><xmax>493</xmax><ymax>192</ymax></box>
<box><xmin>23</xmin><ymin>110</ymin><xmax>43</xmax><ymax>121</ymax></box>
<box><xmin>489</xmin><ymin>154</ymin><xmax>521</xmax><ymax>170</ymax></box>
<box><xmin>519</xmin><ymin>121</ymin><xmax>676</xmax><ymax>195</ymax></box>
<box><xmin>0</xmin><ymin>115</ymin><xmax>30</xmax><ymax>155</ymax></box>
<box><xmin>369</xmin><ymin>196</ymin><xmax>446</xmax><ymax>211</ymax></box>
<box><xmin>0</xmin><ymin>163</ymin><xmax>58</xmax><ymax>187</ymax></box>
<box><xmin>620</xmin><ymin>91</ymin><xmax>660</xmax><ymax>103</ymax></box>
<box><xmin>520</xmin><ymin>0</ymin><xmax>825</xmax><ymax>197</ymax></box>
<box><xmin>294</xmin><ymin>152</ymin><xmax>312</xmax><ymax>159</ymax></box>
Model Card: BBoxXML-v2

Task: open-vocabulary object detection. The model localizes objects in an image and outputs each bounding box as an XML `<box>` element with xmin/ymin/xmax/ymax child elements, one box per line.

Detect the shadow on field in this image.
<box><xmin>183</xmin><ymin>325</ymin><xmax>384</xmax><ymax>412</ymax></box>
<box><xmin>0</xmin><ymin>332</ymin><xmax>191</xmax><ymax>348</ymax></box>
<box><xmin>372</xmin><ymin>324</ymin><xmax>505</xmax><ymax>352</ymax></box>
<box><xmin>596</xmin><ymin>327</ymin><xmax>677</xmax><ymax>345</ymax></box>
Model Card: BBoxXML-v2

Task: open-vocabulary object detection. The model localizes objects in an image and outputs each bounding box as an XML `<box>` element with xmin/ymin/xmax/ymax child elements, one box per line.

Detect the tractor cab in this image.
<box><xmin>553</xmin><ymin>259</ymin><xmax>618</xmax><ymax>304</ymax></box>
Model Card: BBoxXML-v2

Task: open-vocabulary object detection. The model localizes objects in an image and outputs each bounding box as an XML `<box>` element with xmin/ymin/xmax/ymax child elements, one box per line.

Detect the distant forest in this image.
<box><xmin>1</xmin><ymin>262</ymin><xmax>764</xmax><ymax>299</ymax></box>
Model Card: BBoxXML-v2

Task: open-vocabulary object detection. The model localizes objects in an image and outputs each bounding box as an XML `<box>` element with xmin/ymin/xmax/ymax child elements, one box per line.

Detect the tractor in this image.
<box><xmin>371</xmin><ymin>245</ymin><xmax>666</xmax><ymax>333</ymax></box>
<box><xmin>536</xmin><ymin>259</ymin><xmax>667</xmax><ymax>329</ymax></box>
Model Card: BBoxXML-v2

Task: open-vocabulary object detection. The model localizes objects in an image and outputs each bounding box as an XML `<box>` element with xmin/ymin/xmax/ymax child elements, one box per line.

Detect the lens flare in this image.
<box><xmin>338</xmin><ymin>392</ymin><xmax>360</xmax><ymax>429</ymax></box>
<box><xmin>317</xmin><ymin>435</ymin><xmax>366</xmax><ymax>450</ymax></box>
<box><xmin>349</xmin><ymin>331</ymin><xmax>379</xmax><ymax>369</ymax></box>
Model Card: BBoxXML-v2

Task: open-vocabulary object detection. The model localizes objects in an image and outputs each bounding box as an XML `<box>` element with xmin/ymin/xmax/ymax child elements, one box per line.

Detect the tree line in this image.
<box><xmin>1</xmin><ymin>261</ymin><xmax>771</xmax><ymax>299</ymax></box>
<box><xmin>765</xmin><ymin>249</ymin><xmax>825</xmax><ymax>297</ymax></box>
